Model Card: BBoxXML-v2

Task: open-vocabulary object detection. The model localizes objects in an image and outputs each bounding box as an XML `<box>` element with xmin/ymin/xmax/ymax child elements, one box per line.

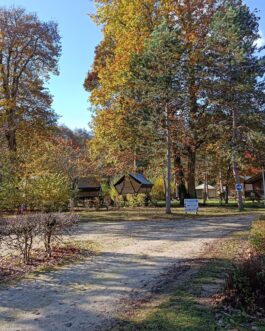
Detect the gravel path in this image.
<box><xmin>0</xmin><ymin>215</ymin><xmax>254</xmax><ymax>331</ymax></box>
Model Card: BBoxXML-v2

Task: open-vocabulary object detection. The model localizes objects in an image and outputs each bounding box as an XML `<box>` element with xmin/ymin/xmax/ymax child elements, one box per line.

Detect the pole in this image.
<box><xmin>262</xmin><ymin>167</ymin><xmax>265</xmax><ymax>207</ymax></box>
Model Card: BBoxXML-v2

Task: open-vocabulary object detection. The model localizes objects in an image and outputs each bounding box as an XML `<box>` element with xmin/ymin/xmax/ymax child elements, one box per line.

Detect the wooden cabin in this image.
<box><xmin>77</xmin><ymin>177</ymin><xmax>101</xmax><ymax>201</ymax></box>
<box><xmin>245</xmin><ymin>173</ymin><xmax>264</xmax><ymax>198</ymax></box>
<box><xmin>114</xmin><ymin>173</ymin><xmax>153</xmax><ymax>195</ymax></box>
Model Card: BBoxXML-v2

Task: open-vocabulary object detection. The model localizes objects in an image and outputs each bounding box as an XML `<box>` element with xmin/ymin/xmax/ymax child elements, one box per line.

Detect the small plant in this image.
<box><xmin>4</xmin><ymin>214</ymin><xmax>40</xmax><ymax>264</ymax></box>
<box><xmin>40</xmin><ymin>213</ymin><xmax>77</xmax><ymax>257</ymax></box>
<box><xmin>2</xmin><ymin>213</ymin><xmax>78</xmax><ymax>264</ymax></box>
<box><xmin>127</xmin><ymin>194</ymin><xmax>146</xmax><ymax>207</ymax></box>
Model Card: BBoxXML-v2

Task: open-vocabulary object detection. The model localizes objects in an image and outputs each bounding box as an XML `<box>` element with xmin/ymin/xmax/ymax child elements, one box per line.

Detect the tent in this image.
<box><xmin>114</xmin><ymin>173</ymin><xmax>153</xmax><ymax>195</ymax></box>
<box><xmin>195</xmin><ymin>184</ymin><xmax>217</xmax><ymax>199</ymax></box>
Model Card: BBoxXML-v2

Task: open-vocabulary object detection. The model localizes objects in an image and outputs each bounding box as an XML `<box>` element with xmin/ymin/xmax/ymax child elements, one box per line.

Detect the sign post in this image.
<box><xmin>184</xmin><ymin>199</ymin><xmax>199</xmax><ymax>214</ymax></box>
<box><xmin>235</xmin><ymin>183</ymin><xmax>243</xmax><ymax>192</ymax></box>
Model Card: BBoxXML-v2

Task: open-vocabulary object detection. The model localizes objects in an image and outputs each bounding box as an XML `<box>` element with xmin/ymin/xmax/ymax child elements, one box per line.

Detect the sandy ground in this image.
<box><xmin>0</xmin><ymin>215</ymin><xmax>254</xmax><ymax>331</ymax></box>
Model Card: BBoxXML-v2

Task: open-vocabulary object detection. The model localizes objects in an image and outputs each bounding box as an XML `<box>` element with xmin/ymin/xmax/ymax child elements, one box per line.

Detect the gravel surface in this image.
<box><xmin>0</xmin><ymin>215</ymin><xmax>254</xmax><ymax>331</ymax></box>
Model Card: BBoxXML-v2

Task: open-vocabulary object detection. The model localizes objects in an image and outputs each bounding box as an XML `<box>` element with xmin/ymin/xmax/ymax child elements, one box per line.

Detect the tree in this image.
<box><xmin>0</xmin><ymin>7</ymin><xmax>61</xmax><ymax>153</ymax></box>
<box><xmin>129</xmin><ymin>22</ymin><xmax>185</xmax><ymax>213</ymax></box>
<box><xmin>206</xmin><ymin>1</ymin><xmax>265</xmax><ymax>210</ymax></box>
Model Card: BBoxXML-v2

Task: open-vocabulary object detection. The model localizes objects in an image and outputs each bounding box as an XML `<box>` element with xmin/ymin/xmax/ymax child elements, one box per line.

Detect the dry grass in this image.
<box><xmin>78</xmin><ymin>206</ymin><xmax>265</xmax><ymax>223</ymax></box>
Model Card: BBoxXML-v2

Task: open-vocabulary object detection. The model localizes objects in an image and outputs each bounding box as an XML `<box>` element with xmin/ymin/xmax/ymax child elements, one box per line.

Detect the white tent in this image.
<box><xmin>196</xmin><ymin>184</ymin><xmax>217</xmax><ymax>199</ymax></box>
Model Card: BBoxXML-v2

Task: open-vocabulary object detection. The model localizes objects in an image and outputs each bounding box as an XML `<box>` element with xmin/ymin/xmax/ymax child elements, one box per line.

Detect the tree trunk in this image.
<box><xmin>219</xmin><ymin>171</ymin><xmax>224</xmax><ymax>194</ymax></box>
<box><xmin>5</xmin><ymin>109</ymin><xmax>17</xmax><ymax>153</ymax></box>
<box><xmin>262</xmin><ymin>167</ymin><xmax>265</xmax><ymax>207</ymax></box>
<box><xmin>133</xmin><ymin>150</ymin><xmax>137</xmax><ymax>172</ymax></box>
<box><xmin>187</xmin><ymin>148</ymin><xmax>197</xmax><ymax>198</ymax></box>
<box><xmin>173</xmin><ymin>147</ymin><xmax>187</xmax><ymax>207</ymax></box>
<box><xmin>225</xmin><ymin>184</ymin><xmax>229</xmax><ymax>204</ymax></box>
<box><xmin>5</xmin><ymin>128</ymin><xmax>17</xmax><ymax>152</ymax></box>
<box><xmin>232</xmin><ymin>108</ymin><xmax>243</xmax><ymax>211</ymax></box>
<box><xmin>203</xmin><ymin>173</ymin><xmax>208</xmax><ymax>205</ymax></box>
<box><xmin>165</xmin><ymin>104</ymin><xmax>171</xmax><ymax>214</ymax></box>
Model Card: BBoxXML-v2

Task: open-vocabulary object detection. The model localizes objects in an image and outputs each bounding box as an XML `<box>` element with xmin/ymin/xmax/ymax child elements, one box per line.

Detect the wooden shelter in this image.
<box><xmin>114</xmin><ymin>173</ymin><xmax>153</xmax><ymax>195</ymax></box>
<box><xmin>77</xmin><ymin>177</ymin><xmax>101</xmax><ymax>200</ymax></box>
<box><xmin>245</xmin><ymin>173</ymin><xmax>264</xmax><ymax>198</ymax></box>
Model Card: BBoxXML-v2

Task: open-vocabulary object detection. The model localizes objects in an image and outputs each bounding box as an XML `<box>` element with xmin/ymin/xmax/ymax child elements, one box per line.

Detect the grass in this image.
<box><xmin>111</xmin><ymin>229</ymin><xmax>265</xmax><ymax>331</ymax></box>
<box><xmin>78</xmin><ymin>204</ymin><xmax>265</xmax><ymax>223</ymax></box>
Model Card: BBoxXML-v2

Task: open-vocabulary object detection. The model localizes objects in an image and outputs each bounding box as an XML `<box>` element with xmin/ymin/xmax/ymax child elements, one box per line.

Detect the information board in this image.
<box><xmin>184</xmin><ymin>199</ymin><xmax>199</xmax><ymax>214</ymax></box>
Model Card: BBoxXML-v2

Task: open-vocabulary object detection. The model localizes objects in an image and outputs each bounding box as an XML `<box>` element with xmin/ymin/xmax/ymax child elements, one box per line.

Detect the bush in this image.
<box><xmin>225</xmin><ymin>255</ymin><xmax>265</xmax><ymax>313</ymax></box>
<box><xmin>126</xmin><ymin>194</ymin><xmax>146</xmax><ymax>207</ymax></box>
<box><xmin>151</xmin><ymin>177</ymin><xmax>175</xmax><ymax>201</ymax></box>
<box><xmin>4</xmin><ymin>214</ymin><xmax>40</xmax><ymax>264</ymax></box>
<box><xmin>26</xmin><ymin>174</ymin><xmax>71</xmax><ymax>212</ymax></box>
<box><xmin>151</xmin><ymin>178</ymin><xmax>165</xmax><ymax>200</ymax></box>
<box><xmin>0</xmin><ymin>175</ymin><xmax>23</xmax><ymax>211</ymax></box>
<box><xmin>40</xmin><ymin>213</ymin><xmax>77</xmax><ymax>257</ymax></box>
<box><xmin>2</xmin><ymin>213</ymin><xmax>78</xmax><ymax>263</ymax></box>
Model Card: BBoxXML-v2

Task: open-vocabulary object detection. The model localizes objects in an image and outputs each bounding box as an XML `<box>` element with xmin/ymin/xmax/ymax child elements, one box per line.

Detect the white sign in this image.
<box><xmin>235</xmin><ymin>183</ymin><xmax>243</xmax><ymax>192</ymax></box>
<box><xmin>184</xmin><ymin>199</ymin><xmax>199</xmax><ymax>214</ymax></box>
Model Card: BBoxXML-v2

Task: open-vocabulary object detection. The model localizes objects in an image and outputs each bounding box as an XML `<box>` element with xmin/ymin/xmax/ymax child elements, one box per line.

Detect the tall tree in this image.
<box><xmin>206</xmin><ymin>1</ymin><xmax>265</xmax><ymax>210</ymax></box>
<box><xmin>0</xmin><ymin>7</ymin><xmax>61</xmax><ymax>153</ymax></box>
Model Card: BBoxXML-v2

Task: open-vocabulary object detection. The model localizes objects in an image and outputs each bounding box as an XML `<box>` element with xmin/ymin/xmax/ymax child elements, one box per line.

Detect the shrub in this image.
<box><xmin>127</xmin><ymin>194</ymin><xmax>146</xmax><ymax>207</ymax></box>
<box><xmin>4</xmin><ymin>214</ymin><xmax>40</xmax><ymax>264</ymax></box>
<box><xmin>0</xmin><ymin>175</ymin><xmax>23</xmax><ymax>211</ymax></box>
<box><xmin>26</xmin><ymin>173</ymin><xmax>71</xmax><ymax>212</ymax></box>
<box><xmin>225</xmin><ymin>255</ymin><xmax>265</xmax><ymax>313</ymax></box>
<box><xmin>40</xmin><ymin>213</ymin><xmax>77</xmax><ymax>257</ymax></box>
<box><xmin>151</xmin><ymin>178</ymin><xmax>165</xmax><ymax>200</ymax></box>
<box><xmin>2</xmin><ymin>213</ymin><xmax>78</xmax><ymax>263</ymax></box>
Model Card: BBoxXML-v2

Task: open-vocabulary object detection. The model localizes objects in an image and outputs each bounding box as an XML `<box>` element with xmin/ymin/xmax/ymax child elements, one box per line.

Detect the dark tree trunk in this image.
<box><xmin>203</xmin><ymin>173</ymin><xmax>208</xmax><ymax>205</ymax></box>
<box><xmin>187</xmin><ymin>147</ymin><xmax>197</xmax><ymax>198</ymax></box>
<box><xmin>173</xmin><ymin>147</ymin><xmax>187</xmax><ymax>207</ymax></box>
<box><xmin>225</xmin><ymin>184</ymin><xmax>229</xmax><ymax>204</ymax></box>
<box><xmin>232</xmin><ymin>108</ymin><xmax>243</xmax><ymax>211</ymax></box>
<box><xmin>5</xmin><ymin>127</ymin><xmax>17</xmax><ymax>152</ymax></box>
<box><xmin>5</xmin><ymin>109</ymin><xmax>17</xmax><ymax>153</ymax></box>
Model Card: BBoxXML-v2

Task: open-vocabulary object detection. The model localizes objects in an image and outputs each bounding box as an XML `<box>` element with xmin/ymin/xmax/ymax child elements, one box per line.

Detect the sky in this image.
<box><xmin>0</xmin><ymin>0</ymin><xmax>264</xmax><ymax>131</ymax></box>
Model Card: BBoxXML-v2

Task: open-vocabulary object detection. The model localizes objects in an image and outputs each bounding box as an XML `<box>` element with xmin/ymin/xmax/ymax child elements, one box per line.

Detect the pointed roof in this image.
<box><xmin>196</xmin><ymin>184</ymin><xmax>216</xmax><ymax>190</ymax></box>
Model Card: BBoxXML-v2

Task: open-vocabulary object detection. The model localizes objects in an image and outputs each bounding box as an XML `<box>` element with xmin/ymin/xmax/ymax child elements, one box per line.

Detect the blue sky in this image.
<box><xmin>0</xmin><ymin>0</ymin><xmax>264</xmax><ymax>130</ymax></box>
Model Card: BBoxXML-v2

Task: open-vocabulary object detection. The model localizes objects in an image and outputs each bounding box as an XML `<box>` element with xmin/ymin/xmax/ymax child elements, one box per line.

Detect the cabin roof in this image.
<box><xmin>77</xmin><ymin>177</ymin><xmax>101</xmax><ymax>189</ymax></box>
<box><xmin>114</xmin><ymin>173</ymin><xmax>153</xmax><ymax>188</ymax></box>
<box><xmin>196</xmin><ymin>184</ymin><xmax>216</xmax><ymax>190</ymax></box>
<box><xmin>245</xmin><ymin>173</ymin><xmax>263</xmax><ymax>184</ymax></box>
<box><xmin>129</xmin><ymin>173</ymin><xmax>153</xmax><ymax>186</ymax></box>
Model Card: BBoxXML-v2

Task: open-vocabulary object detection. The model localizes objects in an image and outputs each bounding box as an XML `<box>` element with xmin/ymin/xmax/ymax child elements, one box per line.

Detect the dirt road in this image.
<box><xmin>0</xmin><ymin>215</ymin><xmax>254</xmax><ymax>331</ymax></box>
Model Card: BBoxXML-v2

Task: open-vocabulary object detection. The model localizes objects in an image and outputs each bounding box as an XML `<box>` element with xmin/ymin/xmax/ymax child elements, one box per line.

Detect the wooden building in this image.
<box><xmin>114</xmin><ymin>173</ymin><xmax>153</xmax><ymax>195</ymax></box>
<box><xmin>245</xmin><ymin>173</ymin><xmax>265</xmax><ymax>198</ymax></box>
<box><xmin>76</xmin><ymin>177</ymin><xmax>101</xmax><ymax>201</ymax></box>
